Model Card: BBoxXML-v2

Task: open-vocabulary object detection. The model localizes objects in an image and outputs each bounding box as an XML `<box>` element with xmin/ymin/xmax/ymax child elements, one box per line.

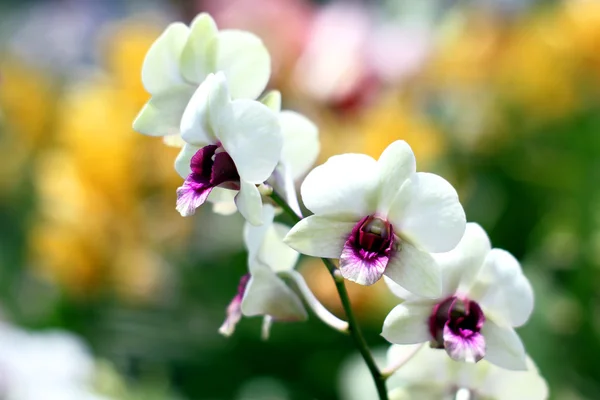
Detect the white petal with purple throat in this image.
<box><xmin>284</xmin><ymin>215</ymin><xmax>356</xmax><ymax>259</ymax></box>
<box><xmin>381</xmin><ymin>301</ymin><xmax>432</xmax><ymax>344</ymax></box>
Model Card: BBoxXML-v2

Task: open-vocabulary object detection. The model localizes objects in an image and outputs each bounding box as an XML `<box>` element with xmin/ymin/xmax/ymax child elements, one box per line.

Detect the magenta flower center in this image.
<box><xmin>176</xmin><ymin>144</ymin><xmax>241</xmax><ymax>217</ymax></box>
<box><xmin>189</xmin><ymin>144</ymin><xmax>240</xmax><ymax>191</ymax></box>
<box><xmin>428</xmin><ymin>296</ymin><xmax>486</xmax><ymax>363</ymax></box>
<box><xmin>429</xmin><ymin>296</ymin><xmax>485</xmax><ymax>345</ymax></box>
<box><xmin>351</xmin><ymin>215</ymin><xmax>395</xmax><ymax>260</ymax></box>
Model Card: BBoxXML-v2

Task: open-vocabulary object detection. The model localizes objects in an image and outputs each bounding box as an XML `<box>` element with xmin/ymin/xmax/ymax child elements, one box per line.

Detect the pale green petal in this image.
<box><xmin>180</xmin><ymin>13</ymin><xmax>218</xmax><ymax>84</ymax></box>
<box><xmin>133</xmin><ymin>86</ymin><xmax>195</xmax><ymax>137</ymax></box>
<box><xmin>142</xmin><ymin>22</ymin><xmax>189</xmax><ymax>94</ymax></box>
<box><xmin>212</xmin><ymin>30</ymin><xmax>271</xmax><ymax>99</ymax></box>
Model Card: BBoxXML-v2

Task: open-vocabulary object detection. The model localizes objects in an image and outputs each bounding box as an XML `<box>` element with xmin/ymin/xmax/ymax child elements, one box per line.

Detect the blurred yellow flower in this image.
<box><xmin>29</xmin><ymin>19</ymin><xmax>187</xmax><ymax>300</ymax></box>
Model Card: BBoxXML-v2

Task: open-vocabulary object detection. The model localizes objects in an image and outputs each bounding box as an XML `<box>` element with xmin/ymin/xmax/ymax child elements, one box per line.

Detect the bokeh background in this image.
<box><xmin>0</xmin><ymin>0</ymin><xmax>599</xmax><ymax>398</ymax></box>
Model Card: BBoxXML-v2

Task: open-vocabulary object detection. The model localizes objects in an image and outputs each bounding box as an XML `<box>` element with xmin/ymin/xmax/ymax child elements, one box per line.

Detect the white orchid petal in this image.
<box><xmin>284</xmin><ymin>215</ymin><xmax>355</xmax><ymax>259</ymax></box>
<box><xmin>174</xmin><ymin>143</ymin><xmax>201</xmax><ymax>179</ymax></box>
<box><xmin>133</xmin><ymin>86</ymin><xmax>195</xmax><ymax>137</ymax></box>
<box><xmin>208</xmin><ymin>188</ymin><xmax>238</xmax><ymax>215</ymax></box>
<box><xmin>389</xmin><ymin>172</ymin><xmax>466</xmax><ymax>253</ymax></box>
<box><xmin>384</xmin><ymin>241</ymin><xmax>442</xmax><ymax>298</ymax></box>
<box><xmin>473</xmin><ymin>249</ymin><xmax>534</xmax><ymax>328</ymax></box>
<box><xmin>482</xmin><ymin>319</ymin><xmax>527</xmax><ymax>371</ymax></box>
<box><xmin>212</xmin><ymin>30</ymin><xmax>271</xmax><ymax>99</ymax></box>
<box><xmin>245</xmin><ymin>206</ymin><xmax>299</xmax><ymax>273</ymax></box>
<box><xmin>377</xmin><ymin>140</ymin><xmax>416</xmax><ymax>213</ymax></box>
<box><xmin>484</xmin><ymin>357</ymin><xmax>549</xmax><ymax>400</ymax></box>
<box><xmin>141</xmin><ymin>22</ymin><xmax>189</xmax><ymax>94</ymax></box>
<box><xmin>301</xmin><ymin>154</ymin><xmax>378</xmax><ymax>217</ymax></box>
<box><xmin>279</xmin><ymin>111</ymin><xmax>320</xmax><ymax>180</ymax></box>
<box><xmin>235</xmin><ymin>180</ymin><xmax>263</xmax><ymax>226</ymax></box>
<box><xmin>435</xmin><ymin>223</ymin><xmax>492</xmax><ymax>296</ymax></box>
<box><xmin>381</xmin><ymin>302</ymin><xmax>433</xmax><ymax>344</ymax></box>
<box><xmin>244</xmin><ymin>204</ymin><xmax>276</xmax><ymax>262</ymax></box>
<box><xmin>384</xmin><ymin>276</ymin><xmax>417</xmax><ymax>300</ymax></box>
<box><xmin>241</xmin><ymin>265</ymin><xmax>307</xmax><ymax>321</ymax></box>
<box><xmin>180</xmin><ymin>13</ymin><xmax>218</xmax><ymax>84</ymax></box>
<box><xmin>219</xmin><ymin>99</ymin><xmax>282</xmax><ymax>183</ymax></box>
<box><xmin>180</xmin><ymin>75</ymin><xmax>218</xmax><ymax>146</ymax></box>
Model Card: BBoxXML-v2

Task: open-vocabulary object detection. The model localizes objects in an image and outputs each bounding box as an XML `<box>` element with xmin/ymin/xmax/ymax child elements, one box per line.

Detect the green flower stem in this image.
<box><xmin>269</xmin><ymin>190</ymin><xmax>389</xmax><ymax>400</ymax></box>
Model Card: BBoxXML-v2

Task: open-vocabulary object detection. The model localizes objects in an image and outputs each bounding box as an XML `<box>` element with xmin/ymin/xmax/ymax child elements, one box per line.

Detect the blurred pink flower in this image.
<box><xmin>199</xmin><ymin>0</ymin><xmax>314</xmax><ymax>83</ymax></box>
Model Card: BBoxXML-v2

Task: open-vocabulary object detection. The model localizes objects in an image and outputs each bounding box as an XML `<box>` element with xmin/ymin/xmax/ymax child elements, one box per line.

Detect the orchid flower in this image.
<box><xmin>284</xmin><ymin>140</ymin><xmax>466</xmax><ymax>297</ymax></box>
<box><xmin>174</xmin><ymin>72</ymin><xmax>282</xmax><ymax>225</ymax></box>
<box><xmin>385</xmin><ymin>344</ymin><xmax>548</xmax><ymax>400</ymax></box>
<box><xmin>133</xmin><ymin>13</ymin><xmax>271</xmax><ymax>140</ymax></box>
<box><xmin>219</xmin><ymin>205</ymin><xmax>307</xmax><ymax>338</ymax></box>
<box><xmin>208</xmin><ymin>89</ymin><xmax>320</xmax><ymax>217</ymax></box>
<box><xmin>382</xmin><ymin>223</ymin><xmax>534</xmax><ymax>370</ymax></box>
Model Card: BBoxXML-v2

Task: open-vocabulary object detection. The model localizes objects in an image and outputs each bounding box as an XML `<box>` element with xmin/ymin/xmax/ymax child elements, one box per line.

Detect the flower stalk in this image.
<box><xmin>269</xmin><ymin>189</ymin><xmax>389</xmax><ymax>400</ymax></box>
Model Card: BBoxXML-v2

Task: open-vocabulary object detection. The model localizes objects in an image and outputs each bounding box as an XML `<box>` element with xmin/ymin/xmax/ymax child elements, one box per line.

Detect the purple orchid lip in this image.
<box><xmin>219</xmin><ymin>274</ymin><xmax>250</xmax><ymax>336</ymax></box>
<box><xmin>176</xmin><ymin>144</ymin><xmax>241</xmax><ymax>216</ymax></box>
<box><xmin>339</xmin><ymin>215</ymin><xmax>395</xmax><ymax>285</ymax></box>
<box><xmin>429</xmin><ymin>296</ymin><xmax>486</xmax><ymax>363</ymax></box>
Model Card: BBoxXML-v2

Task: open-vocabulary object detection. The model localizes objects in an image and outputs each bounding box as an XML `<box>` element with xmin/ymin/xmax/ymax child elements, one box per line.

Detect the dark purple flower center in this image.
<box><xmin>429</xmin><ymin>296</ymin><xmax>485</xmax><ymax>346</ymax></box>
<box><xmin>176</xmin><ymin>144</ymin><xmax>241</xmax><ymax>217</ymax></box>
<box><xmin>350</xmin><ymin>215</ymin><xmax>395</xmax><ymax>260</ymax></box>
<box><xmin>189</xmin><ymin>144</ymin><xmax>240</xmax><ymax>191</ymax></box>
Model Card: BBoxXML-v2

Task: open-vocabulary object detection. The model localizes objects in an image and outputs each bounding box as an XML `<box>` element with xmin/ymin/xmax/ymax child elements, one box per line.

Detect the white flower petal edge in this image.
<box><xmin>279</xmin><ymin>111</ymin><xmax>320</xmax><ymax>180</ymax></box>
<box><xmin>235</xmin><ymin>180</ymin><xmax>263</xmax><ymax>226</ymax></box>
<box><xmin>435</xmin><ymin>222</ymin><xmax>492</xmax><ymax>296</ymax></box>
<box><xmin>472</xmin><ymin>249</ymin><xmax>534</xmax><ymax>328</ymax></box>
<box><xmin>384</xmin><ymin>241</ymin><xmax>442</xmax><ymax>298</ymax></box>
<box><xmin>481</xmin><ymin>319</ymin><xmax>528</xmax><ymax>371</ymax></box>
<box><xmin>220</xmin><ymin>98</ymin><xmax>282</xmax><ymax>183</ymax></box>
<box><xmin>179</xmin><ymin>75</ymin><xmax>216</xmax><ymax>146</ymax></box>
<box><xmin>381</xmin><ymin>301</ymin><xmax>434</xmax><ymax>344</ymax></box>
<box><xmin>141</xmin><ymin>22</ymin><xmax>189</xmax><ymax>94</ymax></box>
<box><xmin>179</xmin><ymin>13</ymin><xmax>219</xmax><ymax>84</ymax></box>
<box><xmin>301</xmin><ymin>153</ymin><xmax>379</xmax><ymax>217</ymax></box>
<box><xmin>376</xmin><ymin>140</ymin><xmax>416</xmax><ymax>213</ymax></box>
<box><xmin>284</xmin><ymin>215</ymin><xmax>356</xmax><ymax>259</ymax></box>
<box><xmin>133</xmin><ymin>86</ymin><xmax>196</xmax><ymax>137</ymax></box>
<box><xmin>213</xmin><ymin>30</ymin><xmax>271</xmax><ymax>100</ymax></box>
<box><xmin>389</xmin><ymin>172</ymin><xmax>466</xmax><ymax>253</ymax></box>
<box><xmin>241</xmin><ymin>264</ymin><xmax>307</xmax><ymax>321</ymax></box>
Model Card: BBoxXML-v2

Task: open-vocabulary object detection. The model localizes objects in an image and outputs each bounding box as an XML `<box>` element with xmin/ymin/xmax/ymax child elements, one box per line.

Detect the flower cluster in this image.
<box><xmin>134</xmin><ymin>12</ymin><xmax>545</xmax><ymax>399</ymax></box>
